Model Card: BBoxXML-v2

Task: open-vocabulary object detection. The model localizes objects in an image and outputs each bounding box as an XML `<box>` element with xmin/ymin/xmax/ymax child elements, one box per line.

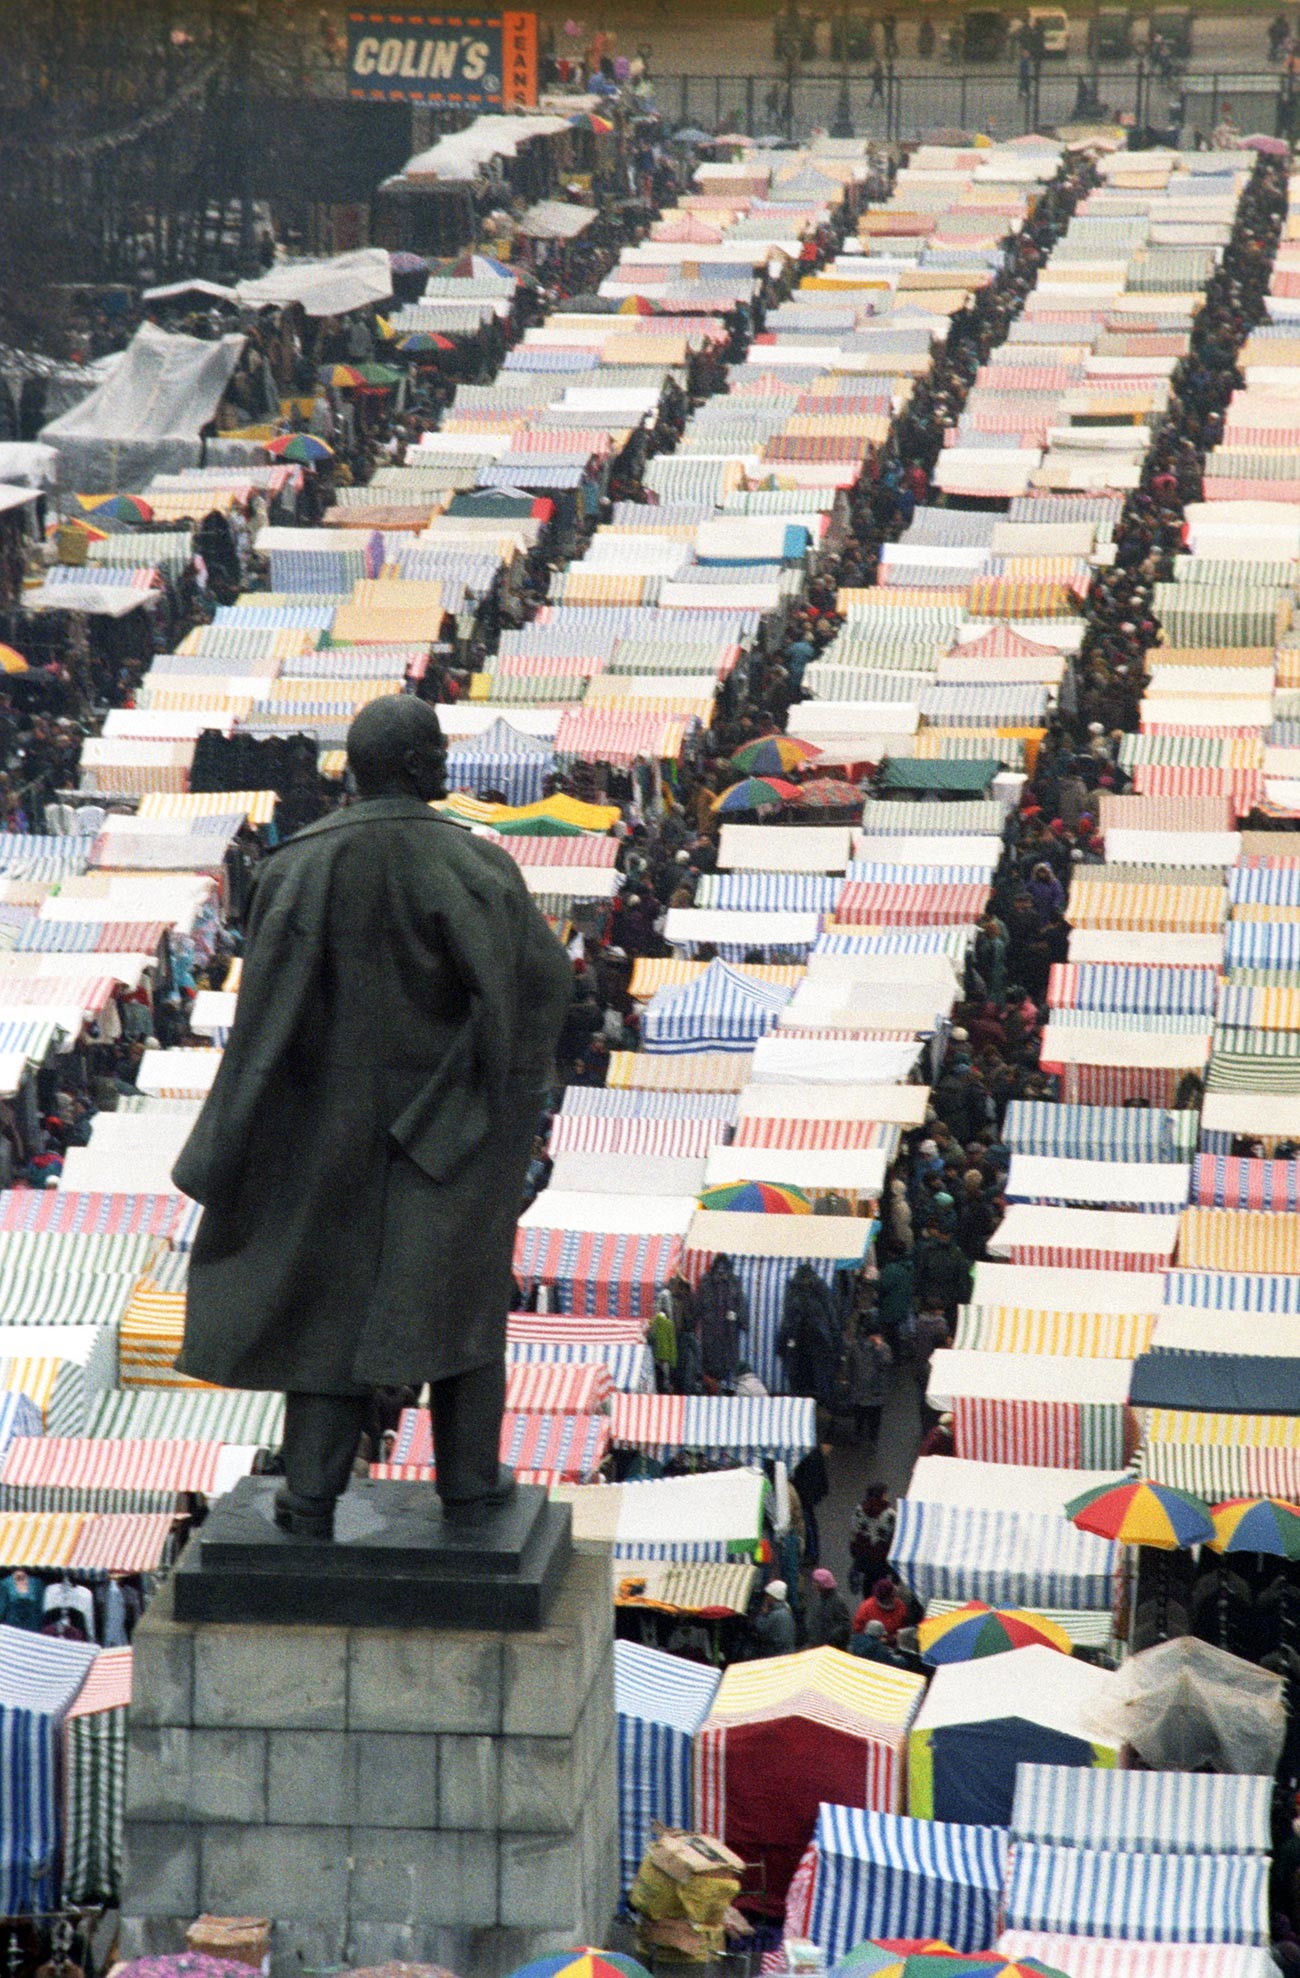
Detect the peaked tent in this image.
<box><xmin>642</xmin><ymin>960</ymin><xmax>794</xmax><ymax>1054</ymax></box>
<box><xmin>693</xmin><ymin>1646</ymin><xmax>926</xmax><ymax>1912</ymax></box>
<box><xmin>785</xmin><ymin>1802</ymin><xmax>1010</xmax><ymax>1961</ymax></box>
<box><xmin>909</xmin><ymin>1646</ymin><xmax>1124</xmax><ymax>1825</ymax></box>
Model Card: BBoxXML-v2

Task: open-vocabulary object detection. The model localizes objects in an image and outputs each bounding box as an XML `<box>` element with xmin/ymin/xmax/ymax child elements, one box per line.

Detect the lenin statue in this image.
<box><xmin>172</xmin><ymin>696</ymin><xmax>573</xmax><ymax>1537</ymax></box>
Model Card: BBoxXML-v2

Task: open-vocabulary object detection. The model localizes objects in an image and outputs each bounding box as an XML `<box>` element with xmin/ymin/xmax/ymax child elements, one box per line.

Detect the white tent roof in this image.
<box><xmin>989</xmin><ymin>1204</ymin><xmax>1180</xmax><ymax>1261</ymax></box>
<box><xmin>516</xmin><ymin>1191</ymin><xmax>696</xmax><ymax>1238</ymax></box>
<box><xmin>913</xmin><ymin>1646</ymin><xmax>1124</xmax><ymax>1749</ymax></box>
<box><xmin>236</xmin><ymin>248</ymin><xmax>393</xmax><ymax>318</ymax></box>
<box><xmin>927</xmin><ymin>1349</ymin><xmax>1134</xmax><ymax>1410</ymax></box>
<box><xmin>1041</xmin><ymin>1026</ymin><xmax>1211</xmax><ymax>1069</ymax></box>
<box><xmin>971</xmin><ymin>1261</ymin><xmax>1166</xmax><ymax>1314</ymax></box>
<box><xmin>686</xmin><ymin>1208</ymin><xmax>871</xmax><ymax>1261</ymax></box>
<box><xmin>735</xmin><ymin>1081</ymin><xmax>930</xmax><ymax>1125</ymax></box>
<box><xmin>909</xmin><ymin>1455</ymin><xmax>1118</xmax><ymax>1516</ymax></box>
<box><xmin>1006</xmin><ymin>1156</ymin><xmax>1192</xmax><ymax>1209</ymax></box>
<box><xmin>1066</xmin><ymin>929</ymin><xmax>1225</xmax><ymax>965</ymax></box>
<box><xmin>749</xmin><ymin>1033</ymin><xmax>921</xmax><ymax>1085</ymax></box>
<box><xmin>719</xmin><ymin>825</ymin><xmax>853</xmax><ymax>872</ymax></box>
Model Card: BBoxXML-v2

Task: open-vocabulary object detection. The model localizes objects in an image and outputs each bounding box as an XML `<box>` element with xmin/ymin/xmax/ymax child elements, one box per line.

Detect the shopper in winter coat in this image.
<box><xmin>779</xmin><ymin>1262</ymin><xmax>841</xmax><ymax>1404</ymax></box>
<box><xmin>693</xmin><ymin>1254</ymin><xmax>749</xmax><ymax>1387</ymax></box>
<box><xmin>843</xmin><ymin>1327</ymin><xmax>893</xmax><ymax>1444</ymax></box>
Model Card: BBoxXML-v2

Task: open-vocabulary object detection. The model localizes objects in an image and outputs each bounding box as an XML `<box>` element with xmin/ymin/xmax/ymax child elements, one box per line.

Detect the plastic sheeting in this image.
<box><xmin>1118</xmin><ymin>1638</ymin><xmax>1286</xmax><ymax>1777</ymax></box>
<box><xmin>42</xmin><ymin>324</ymin><xmax>245</xmax><ymax>492</ymax></box>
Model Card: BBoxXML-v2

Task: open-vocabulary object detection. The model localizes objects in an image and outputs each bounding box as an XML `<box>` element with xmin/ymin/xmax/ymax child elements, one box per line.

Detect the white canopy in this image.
<box><xmin>686</xmin><ymin>1208</ymin><xmax>871</xmax><ymax>1261</ymax></box>
<box><xmin>1041</xmin><ymin>1026</ymin><xmax>1211</xmax><ymax>1069</ymax></box>
<box><xmin>749</xmin><ymin>1034</ymin><xmax>921</xmax><ymax>1085</ymax></box>
<box><xmin>516</xmin><ymin>1191</ymin><xmax>696</xmax><ymax>1238</ymax></box>
<box><xmin>909</xmin><ymin>1456</ymin><xmax>1119</xmax><ymax>1515</ymax></box>
<box><xmin>989</xmin><ymin>1204</ymin><xmax>1180</xmax><ymax>1261</ymax></box>
<box><xmin>236</xmin><ymin>248</ymin><xmax>393</xmax><ymax>318</ymax></box>
<box><xmin>928</xmin><ymin>1349</ymin><xmax>1135</xmax><ymax>1409</ymax></box>
<box><xmin>735</xmin><ymin>1081</ymin><xmax>930</xmax><ymax>1125</ymax></box>
<box><xmin>971</xmin><ymin>1261</ymin><xmax>1166</xmax><ymax>1313</ymax></box>
<box><xmin>719</xmin><ymin>825</ymin><xmax>853</xmax><ymax>873</ymax></box>
<box><xmin>1006</xmin><ymin>1156</ymin><xmax>1192</xmax><ymax>1209</ymax></box>
<box><xmin>1066</xmin><ymin>929</ymin><xmax>1225</xmax><ymax>965</ymax></box>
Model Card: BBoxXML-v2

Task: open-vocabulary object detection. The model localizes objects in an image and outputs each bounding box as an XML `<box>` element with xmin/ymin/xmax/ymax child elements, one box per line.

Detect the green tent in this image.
<box><xmin>880</xmin><ymin>757</ymin><xmax>1002</xmax><ymax>794</ymax></box>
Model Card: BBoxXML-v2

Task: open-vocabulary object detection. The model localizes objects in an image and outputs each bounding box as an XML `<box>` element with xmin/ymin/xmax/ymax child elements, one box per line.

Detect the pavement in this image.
<box><xmin>811</xmin><ymin>1368</ymin><xmax>923</xmax><ymax>1599</ymax></box>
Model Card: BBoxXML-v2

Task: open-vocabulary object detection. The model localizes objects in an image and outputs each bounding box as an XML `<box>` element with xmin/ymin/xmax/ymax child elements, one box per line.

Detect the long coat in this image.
<box><xmin>173</xmin><ymin>797</ymin><xmax>572</xmax><ymax>1394</ymax></box>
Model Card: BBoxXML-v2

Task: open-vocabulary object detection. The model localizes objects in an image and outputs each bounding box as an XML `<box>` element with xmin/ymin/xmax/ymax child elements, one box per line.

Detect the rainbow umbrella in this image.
<box><xmin>265</xmin><ymin>433</ymin><xmax>334</xmax><ymax>464</ymax></box>
<box><xmin>712</xmin><ymin>775</ymin><xmax>798</xmax><ymax>814</ymax></box>
<box><xmin>917</xmin><ymin>1601</ymin><xmax>1073</xmax><ymax>1665</ymax></box>
<box><xmin>699</xmin><ymin>1180</ymin><xmax>812</xmax><ymax>1214</ymax></box>
<box><xmin>508</xmin><ymin>1954</ymin><xmax>651</xmax><ymax>1978</ymax></box>
<box><xmin>1066</xmin><ymin>1477</ymin><xmax>1214</xmax><ymax>1549</ymax></box>
<box><xmin>357</xmin><ymin>362</ymin><xmax>402</xmax><ymax>387</ymax></box>
<box><xmin>80</xmin><ymin>492</ymin><xmax>153</xmax><ymax>523</ymax></box>
<box><xmin>318</xmin><ymin>364</ymin><xmax>366</xmax><ymax>388</ymax></box>
<box><xmin>836</xmin><ymin>1946</ymin><xmax>957</xmax><ymax>1978</ymax></box>
<box><xmin>728</xmin><ymin>735</ymin><xmax>822</xmax><ymax>776</ymax></box>
<box><xmin>397</xmin><ymin>331</ymin><xmax>455</xmax><ymax>354</ymax></box>
<box><xmin>0</xmin><ymin>646</ymin><xmax>28</xmax><ymax>675</ymax></box>
<box><xmin>902</xmin><ymin>1959</ymin><xmax>1068</xmax><ymax>1978</ymax></box>
<box><xmin>1209</xmin><ymin>1496</ymin><xmax>1300</xmax><ymax>1559</ymax></box>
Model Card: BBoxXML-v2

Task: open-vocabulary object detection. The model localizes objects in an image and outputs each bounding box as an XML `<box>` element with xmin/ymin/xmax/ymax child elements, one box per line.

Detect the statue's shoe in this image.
<box><xmin>273</xmin><ymin>1485</ymin><xmax>336</xmax><ymax>1540</ymax></box>
<box><xmin>441</xmin><ymin>1467</ymin><xmax>518</xmax><ymax>1527</ymax></box>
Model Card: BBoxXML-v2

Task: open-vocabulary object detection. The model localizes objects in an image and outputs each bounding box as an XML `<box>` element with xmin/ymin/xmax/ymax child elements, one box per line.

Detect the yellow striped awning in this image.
<box><xmin>953</xmin><ymin>1307</ymin><xmax>1157</xmax><ymax>1358</ymax></box>
<box><xmin>139</xmin><ymin>791</ymin><xmax>278</xmax><ymax>827</ymax></box>
<box><xmin>628</xmin><ymin>959</ymin><xmax>806</xmax><ymax>998</ymax></box>
<box><xmin>1067</xmin><ymin>881</ymin><xmax>1227</xmax><ymax>932</ymax></box>
<box><xmin>606</xmin><ymin>1050</ymin><xmax>752</xmax><ymax>1093</ymax></box>
<box><xmin>1144</xmin><ymin>1408</ymin><xmax>1300</xmax><ymax>1450</ymax></box>
<box><xmin>704</xmin><ymin>1644</ymin><xmax>923</xmax><ymax>1726</ymax></box>
<box><xmin>1177</xmin><ymin>1207</ymin><xmax>1300</xmax><ymax>1274</ymax></box>
<box><xmin>0</xmin><ymin>1511</ymin><xmax>83</xmax><ymax>1568</ymax></box>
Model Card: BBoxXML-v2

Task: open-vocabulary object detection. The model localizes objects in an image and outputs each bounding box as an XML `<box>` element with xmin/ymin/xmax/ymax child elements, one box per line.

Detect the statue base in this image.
<box><xmin>174</xmin><ymin>1476</ymin><xmax>571</xmax><ymax>1630</ymax></box>
<box><xmin>122</xmin><ymin>1543</ymin><xmax>618</xmax><ymax>1978</ymax></box>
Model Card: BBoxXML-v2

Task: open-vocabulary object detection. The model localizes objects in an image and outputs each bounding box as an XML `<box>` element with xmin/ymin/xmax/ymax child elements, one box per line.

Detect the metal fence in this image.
<box><xmin>649</xmin><ymin>68</ymin><xmax>1287</xmax><ymax>144</ymax></box>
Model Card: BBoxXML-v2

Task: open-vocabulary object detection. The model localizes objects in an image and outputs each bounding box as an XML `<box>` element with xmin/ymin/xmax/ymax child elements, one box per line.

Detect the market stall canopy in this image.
<box><xmin>520</xmin><ymin>200</ymin><xmax>599</xmax><ymax>240</ymax></box>
<box><xmin>41</xmin><ymin>324</ymin><xmax>245</xmax><ymax>491</ymax></box>
<box><xmin>236</xmin><ymin>248</ymin><xmax>393</xmax><ymax>318</ymax></box>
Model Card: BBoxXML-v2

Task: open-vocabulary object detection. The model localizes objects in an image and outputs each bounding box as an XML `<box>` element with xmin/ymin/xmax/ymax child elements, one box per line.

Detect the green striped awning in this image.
<box><xmin>87</xmin><ymin>1388</ymin><xmax>285</xmax><ymax>1444</ymax></box>
<box><xmin>0</xmin><ymin>1232</ymin><xmax>164</xmax><ymax>1275</ymax></box>
<box><xmin>63</xmin><ymin>1648</ymin><xmax>131</xmax><ymax>1906</ymax></box>
<box><xmin>1208</xmin><ymin>1029</ymin><xmax>1300</xmax><ymax>1092</ymax></box>
<box><xmin>0</xmin><ymin>1270</ymin><xmax>141</xmax><ymax>1328</ymax></box>
<box><xmin>860</xmin><ymin>800</ymin><xmax>1008</xmax><ymax>836</ymax></box>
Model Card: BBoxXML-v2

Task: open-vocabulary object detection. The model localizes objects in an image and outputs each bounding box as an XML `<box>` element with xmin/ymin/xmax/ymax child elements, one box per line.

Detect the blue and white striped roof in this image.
<box><xmin>890</xmin><ymin>1500</ymin><xmax>1118</xmax><ymax>1611</ymax></box>
<box><xmin>643</xmin><ymin>960</ymin><xmax>793</xmax><ymax>1055</ymax></box>
<box><xmin>1010</xmin><ymin>1765</ymin><xmax>1272</xmax><ymax>1855</ymax></box>
<box><xmin>697</xmin><ymin>873</ymin><xmax>843</xmax><ymax>913</ymax></box>
<box><xmin>806</xmin><ymin>1803</ymin><xmax>1009</xmax><ymax>1962</ymax></box>
<box><xmin>614</xmin><ymin>1641</ymin><xmax>720</xmax><ymax>1892</ymax></box>
<box><xmin>1002</xmin><ymin>1843</ymin><xmax>1269</xmax><ymax>1946</ymax></box>
<box><xmin>1163</xmin><ymin>1269</ymin><xmax>1300</xmax><ymax>1313</ymax></box>
<box><xmin>1003</xmin><ymin>1102</ymin><xmax>1196</xmax><ymax>1164</ymax></box>
<box><xmin>1060</xmin><ymin>965</ymin><xmax>1219</xmax><ymax>1017</ymax></box>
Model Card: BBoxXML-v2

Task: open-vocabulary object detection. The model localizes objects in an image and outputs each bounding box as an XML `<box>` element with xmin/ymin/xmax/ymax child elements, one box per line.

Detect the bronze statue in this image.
<box><xmin>173</xmin><ymin>696</ymin><xmax>573</xmax><ymax>1537</ymax></box>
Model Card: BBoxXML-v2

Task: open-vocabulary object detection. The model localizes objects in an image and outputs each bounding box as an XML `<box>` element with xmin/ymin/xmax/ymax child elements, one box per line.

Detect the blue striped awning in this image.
<box><xmin>643</xmin><ymin>960</ymin><xmax>793</xmax><ymax>1055</ymax></box>
<box><xmin>805</xmin><ymin>1803</ymin><xmax>1009</xmax><ymax>1961</ymax></box>
<box><xmin>507</xmin><ymin>1339</ymin><xmax>651</xmax><ymax>1392</ymax></box>
<box><xmin>1228</xmin><ymin>866</ymin><xmax>1300</xmax><ymax>905</ymax></box>
<box><xmin>0</xmin><ymin>1629</ymin><xmax>98</xmax><ymax>1914</ymax></box>
<box><xmin>698</xmin><ymin>874</ymin><xmax>845</xmax><ymax>913</ymax></box>
<box><xmin>890</xmin><ymin>1501</ymin><xmax>1118</xmax><ymax>1611</ymax></box>
<box><xmin>614</xmin><ymin>1640</ymin><xmax>720</xmax><ymax>1893</ymax></box>
<box><xmin>814</xmin><ymin>929</ymin><xmax>974</xmax><ymax>960</ymax></box>
<box><xmin>1003</xmin><ymin>1102</ymin><xmax>1197</xmax><ymax>1163</ymax></box>
<box><xmin>1055</xmin><ymin>965</ymin><xmax>1219</xmax><ymax>1017</ymax></box>
<box><xmin>1010</xmin><ymin>1766</ymin><xmax>1272</xmax><ymax>1855</ymax></box>
<box><xmin>1002</xmin><ymin>1843</ymin><xmax>1269</xmax><ymax>1946</ymax></box>
<box><xmin>1224</xmin><ymin>922</ymin><xmax>1300</xmax><ymax>967</ymax></box>
<box><xmin>1162</xmin><ymin>1269</ymin><xmax>1300</xmax><ymax>1313</ymax></box>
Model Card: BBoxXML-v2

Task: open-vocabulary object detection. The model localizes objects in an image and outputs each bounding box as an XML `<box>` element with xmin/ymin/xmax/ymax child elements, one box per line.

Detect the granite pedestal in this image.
<box><xmin>121</xmin><ymin>1482</ymin><xmax>618</xmax><ymax>1978</ymax></box>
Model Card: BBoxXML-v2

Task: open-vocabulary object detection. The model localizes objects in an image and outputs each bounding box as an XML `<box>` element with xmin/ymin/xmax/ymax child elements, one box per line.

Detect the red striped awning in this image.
<box><xmin>836</xmin><ymin>881</ymin><xmax>989</xmax><ymax>925</ymax></box>
<box><xmin>0</xmin><ymin>1438</ymin><xmax>220</xmax><ymax>1494</ymax></box>
<box><xmin>387</xmin><ymin>1405</ymin><xmax>609</xmax><ymax>1482</ymax></box>
<box><xmin>504</xmin><ymin>1362</ymin><xmax>612</xmax><ymax>1413</ymax></box>
<box><xmin>732</xmin><ymin>1116</ymin><xmax>895</xmax><ymax>1150</ymax></box>
<box><xmin>512</xmin><ymin>1227</ymin><xmax>682</xmax><ymax>1319</ymax></box>
<box><xmin>506</xmin><ymin>1312</ymin><xmax>648</xmax><ymax>1345</ymax></box>
<box><xmin>1191</xmin><ymin>1154</ymin><xmax>1300</xmax><ymax>1211</ymax></box>
<box><xmin>0</xmin><ymin>1192</ymin><xmax>191</xmax><ymax>1236</ymax></box>
<box><xmin>66</xmin><ymin>1513</ymin><xmax>176</xmax><ymax>1573</ymax></box>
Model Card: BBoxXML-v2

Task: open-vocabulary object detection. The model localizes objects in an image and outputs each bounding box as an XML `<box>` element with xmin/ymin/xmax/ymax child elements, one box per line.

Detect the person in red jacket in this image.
<box><xmin>852</xmin><ymin>1577</ymin><xmax>908</xmax><ymax>1640</ymax></box>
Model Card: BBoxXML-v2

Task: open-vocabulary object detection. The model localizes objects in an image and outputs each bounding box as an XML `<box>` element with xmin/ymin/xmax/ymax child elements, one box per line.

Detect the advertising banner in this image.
<box><xmin>347</xmin><ymin>12</ymin><xmax>538</xmax><ymax>108</ymax></box>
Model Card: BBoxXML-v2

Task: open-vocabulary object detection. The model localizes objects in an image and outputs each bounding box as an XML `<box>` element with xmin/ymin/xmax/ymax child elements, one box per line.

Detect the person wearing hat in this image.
<box><xmin>754</xmin><ymin>1578</ymin><xmax>796</xmax><ymax>1657</ymax></box>
<box><xmin>853</xmin><ymin>1576</ymin><xmax>908</xmax><ymax>1642</ymax></box>
<box><xmin>805</xmin><ymin>1567</ymin><xmax>852</xmax><ymax>1650</ymax></box>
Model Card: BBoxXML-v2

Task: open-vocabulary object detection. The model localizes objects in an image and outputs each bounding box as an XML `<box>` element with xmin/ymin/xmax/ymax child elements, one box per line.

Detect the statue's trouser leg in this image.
<box><xmin>281</xmin><ymin>1391</ymin><xmax>370</xmax><ymax>1512</ymax></box>
<box><xmin>431</xmin><ymin>1359</ymin><xmax>508</xmax><ymax>1508</ymax></box>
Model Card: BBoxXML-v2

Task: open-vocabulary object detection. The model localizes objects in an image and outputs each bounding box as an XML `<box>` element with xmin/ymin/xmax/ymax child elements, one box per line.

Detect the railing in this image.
<box><xmin>646</xmin><ymin>67</ymin><xmax>1291</xmax><ymax>143</ymax></box>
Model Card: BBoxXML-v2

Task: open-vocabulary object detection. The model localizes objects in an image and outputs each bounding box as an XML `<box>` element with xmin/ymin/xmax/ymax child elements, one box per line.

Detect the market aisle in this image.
<box><xmin>816</xmin><ymin>1369</ymin><xmax>921</xmax><ymax>1594</ymax></box>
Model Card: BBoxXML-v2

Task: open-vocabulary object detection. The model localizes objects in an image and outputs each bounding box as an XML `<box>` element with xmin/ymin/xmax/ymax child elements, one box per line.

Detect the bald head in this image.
<box><xmin>347</xmin><ymin>696</ymin><xmax>447</xmax><ymax>802</ymax></box>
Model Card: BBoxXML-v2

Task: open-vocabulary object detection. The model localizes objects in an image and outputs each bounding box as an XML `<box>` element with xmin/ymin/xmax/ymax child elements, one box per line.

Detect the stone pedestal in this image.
<box><xmin>121</xmin><ymin>1547</ymin><xmax>619</xmax><ymax>1978</ymax></box>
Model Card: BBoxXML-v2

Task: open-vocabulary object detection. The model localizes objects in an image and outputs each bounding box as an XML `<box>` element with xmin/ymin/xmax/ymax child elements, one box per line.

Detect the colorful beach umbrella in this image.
<box><xmin>728</xmin><ymin>735</ymin><xmax>822</xmax><ymax>776</ymax></box>
<box><xmin>902</xmin><ymin>1958</ymin><xmax>1069</xmax><ymax>1978</ymax></box>
<box><xmin>0</xmin><ymin>646</ymin><xmax>29</xmax><ymax>675</ymax></box>
<box><xmin>397</xmin><ymin>331</ymin><xmax>455</xmax><ymax>354</ymax></box>
<box><xmin>1209</xmin><ymin>1496</ymin><xmax>1300</xmax><ymax>1559</ymax></box>
<box><xmin>917</xmin><ymin>1601</ymin><xmax>1073</xmax><ymax>1665</ymax></box>
<box><xmin>836</xmin><ymin>1945</ymin><xmax>957</xmax><ymax>1978</ymax></box>
<box><xmin>265</xmin><ymin>433</ymin><xmax>334</xmax><ymax>464</ymax></box>
<box><xmin>508</xmin><ymin>1954</ymin><xmax>651</xmax><ymax>1978</ymax></box>
<box><xmin>79</xmin><ymin>492</ymin><xmax>153</xmax><ymax>523</ymax></box>
<box><xmin>318</xmin><ymin>364</ymin><xmax>367</xmax><ymax>389</ymax></box>
<box><xmin>1066</xmin><ymin>1477</ymin><xmax>1214</xmax><ymax>1549</ymax></box>
<box><xmin>712</xmin><ymin>775</ymin><xmax>798</xmax><ymax>813</ymax></box>
<box><xmin>698</xmin><ymin>1180</ymin><xmax>812</xmax><ymax>1214</ymax></box>
<box><xmin>789</xmin><ymin>776</ymin><xmax>865</xmax><ymax>810</ymax></box>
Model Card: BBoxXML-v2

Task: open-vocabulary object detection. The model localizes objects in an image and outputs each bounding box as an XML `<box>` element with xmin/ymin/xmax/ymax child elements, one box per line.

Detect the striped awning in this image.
<box><xmin>1191</xmin><ymin>1154</ymin><xmax>1300</xmax><ymax>1210</ymax></box>
<box><xmin>1002</xmin><ymin>1102</ymin><xmax>1197</xmax><ymax>1163</ymax></box>
<box><xmin>609</xmin><ymin>1391</ymin><xmax>816</xmax><ymax>1462</ymax></box>
<box><xmin>953</xmin><ymin>1307</ymin><xmax>1155</xmax><ymax>1358</ymax></box>
<box><xmin>63</xmin><ymin>1645</ymin><xmax>131</xmax><ymax>1906</ymax></box>
<box><xmin>512</xmin><ymin>1227</ymin><xmax>683</xmax><ymax>1320</ymax></box>
<box><xmin>0</xmin><ymin>1437</ymin><xmax>220</xmax><ymax>1495</ymax></box>
<box><xmin>1010</xmin><ymin>1765</ymin><xmax>1271</xmax><ymax>1855</ymax></box>
<box><xmin>794</xmin><ymin>1803</ymin><xmax>1009</xmax><ymax>1963</ymax></box>
<box><xmin>614</xmin><ymin>1640</ymin><xmax>720</xmax><ymax>1893</ymax></box>
<box><xmin>1067</xmin><ymin>882</ymin><xmax>1226</xmax><ymax>933</ymax></box>
<box><xmin>889</xmin><ymin>1500</ymin><xmax>1118</xmax><ymax>1610</ymax></box>
<box><xmin>997</xmin><ymin>1936</ymin><xmax>1276</xmax><ymax>1978</ymax></box>
<box><xmin>386</xmin><ymin>1405</ymin><xmax>609</xmax><ymax>1483</ymax></box>
<box><xmin>1001</xmin><ymin>1842</ymin><xmax>1269</xmax><ymax>1946</ymax></box>
<box><xmin>1177</xmin><ymin>1207</ymin><xmax>1300</xmax><ymax>1273</ymax></box>
<box><xmin>1048</xmin><ymin>964</ymin><xmax>1218</xmax><ymax>1017</ymax></box>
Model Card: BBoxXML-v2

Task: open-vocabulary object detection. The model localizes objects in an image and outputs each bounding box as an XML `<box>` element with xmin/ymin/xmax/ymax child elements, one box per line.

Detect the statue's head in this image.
<box><xmin>347</xmin><ymin>695</ymin><xmax>447</xmax><ymax>803</ymax></box>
